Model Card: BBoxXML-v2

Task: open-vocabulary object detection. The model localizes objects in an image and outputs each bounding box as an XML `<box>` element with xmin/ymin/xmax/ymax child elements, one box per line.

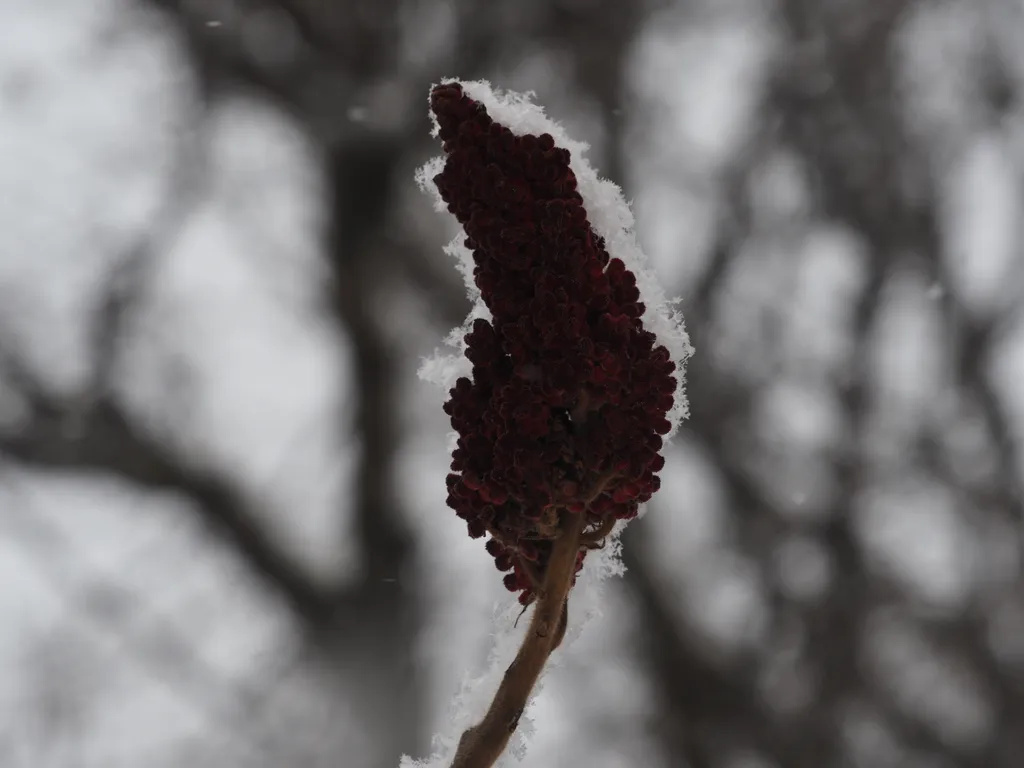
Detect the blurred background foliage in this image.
<box><xmin>3</xmin><ymin>0</ymin><xmax>1024</xmax><ymax>766</ymax></box>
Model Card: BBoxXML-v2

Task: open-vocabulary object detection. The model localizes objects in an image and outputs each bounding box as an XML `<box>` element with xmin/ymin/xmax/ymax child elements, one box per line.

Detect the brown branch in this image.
<box><xmin>551</xmin><ymin>599</ymin><xmax>569</xmax><ymax>651</ymax></box>
<box><xmin>580</xmin><ymin>515</ymin><xmax>616</xmax><ymax>548</ymax></box>
<box><xmin>449</xmin><ymin>511</ymin><xmax>587</xmax><ymax>768</ymax></box>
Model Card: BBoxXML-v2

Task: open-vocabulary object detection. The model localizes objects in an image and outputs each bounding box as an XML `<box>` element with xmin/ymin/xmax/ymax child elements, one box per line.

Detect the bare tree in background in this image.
<box><xmin>3</xmin><ymin>1</ymin><xmax>1024</xmax><ymax>767</ymax></box>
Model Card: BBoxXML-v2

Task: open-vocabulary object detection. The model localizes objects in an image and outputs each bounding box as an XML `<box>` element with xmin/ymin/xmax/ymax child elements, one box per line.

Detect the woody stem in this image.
<box><xmin>449</xmin><ymin>511</ymin><xmax>586</xmax><ymax>768</ymax></box>
<box><xmin>580</xmin><ymin>516</ymin><xmax>617</xmax><ymax>548</ymax></box>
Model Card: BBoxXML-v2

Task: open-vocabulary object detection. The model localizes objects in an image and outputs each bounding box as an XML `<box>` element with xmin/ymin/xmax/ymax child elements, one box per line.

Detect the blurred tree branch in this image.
<box><xmin>607</xmin><ymin>2</ymin><xmax>1024</xmax><ymax>767</ymax></box>
<box><xmin>1</xmin><ymin>497</ymin><xmax>317</xmax><ymax>767</ymax></box>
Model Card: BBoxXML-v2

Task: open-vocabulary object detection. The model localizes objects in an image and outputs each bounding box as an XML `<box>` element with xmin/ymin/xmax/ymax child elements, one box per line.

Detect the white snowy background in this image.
<box><xmin>3</xmin><ymin>1</ymin><xmax>1024</xmax><ymax>767</ymax></box>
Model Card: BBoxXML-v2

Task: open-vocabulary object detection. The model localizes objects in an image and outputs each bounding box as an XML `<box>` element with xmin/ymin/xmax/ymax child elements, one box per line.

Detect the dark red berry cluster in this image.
<box><xmin>431</xmin><ymin>82</ymin><xmax>677</xmax><ymax>604</ymax></box>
